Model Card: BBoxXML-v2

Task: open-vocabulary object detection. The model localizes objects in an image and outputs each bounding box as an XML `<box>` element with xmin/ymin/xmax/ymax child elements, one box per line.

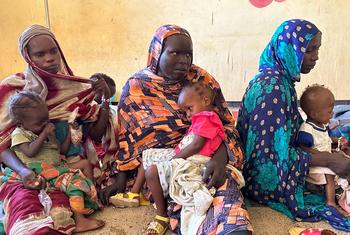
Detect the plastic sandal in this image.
<box><xmin>145</xmin><ymin>215</ymin><xmax>169</xmax><ymax>235</ymax></box>
<box><xmin>109</xmin><ymin>192</ymin><xmax>140</xmax><ymax>207</ymax></box>
<box><xmin>140</xmin><ymin>193</ymin><xmax>151</xmax><ymax>206</ymax></box>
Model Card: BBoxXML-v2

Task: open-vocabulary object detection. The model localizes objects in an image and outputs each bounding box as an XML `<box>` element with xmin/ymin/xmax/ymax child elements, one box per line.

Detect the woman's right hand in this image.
<box><xmin>18</xmin><ymin>168</ymin><xmax>45</xmax><ymax>190</ymax></box>
<box><xmin>326</xmin><ymin>152</ymin><xmax>350</xmax><ymax>178</ymax></box>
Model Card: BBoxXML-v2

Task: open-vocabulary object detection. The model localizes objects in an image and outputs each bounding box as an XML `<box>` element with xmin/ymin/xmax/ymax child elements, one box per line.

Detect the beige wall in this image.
<box><xmin>1</xmin><ymin>0</ymin><xmax>349</xmax><ymax>101</ymax></box>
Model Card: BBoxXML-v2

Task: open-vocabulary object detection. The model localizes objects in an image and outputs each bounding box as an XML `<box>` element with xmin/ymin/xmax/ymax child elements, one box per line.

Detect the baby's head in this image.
<box><xmin>300</xmin><ymin>84</ymin><xmax>335</xmax><ymax>125</ymax></box>
<box><xmin>90</xmin><ymin>73</ymin><xmax>116</xmax><ymax>104</ymax></box>
<box><xmin>178</xmin><ymin>82</ymin><xmax>215</xmax><ymax>120</ymax></box>
<box><xmin>8</xmin><ymin>90</ymin><xmax>49</xmax><ymax>134</ymax></box>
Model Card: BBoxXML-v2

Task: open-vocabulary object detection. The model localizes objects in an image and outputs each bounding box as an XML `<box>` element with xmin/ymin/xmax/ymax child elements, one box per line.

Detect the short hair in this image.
<box><xmin>8</xmin><ymin>90</ymin><xmax>45</xmax><ymax>122</ymax></box>
<box><xmin>180</xmin><ymin>81</ymin><xmax>215</xmax><ymax>105</ymax></box>
<box><xmin>299</xmin><ymin>84</ymin><xmax>332</xmax><ymax>115</ymax></box>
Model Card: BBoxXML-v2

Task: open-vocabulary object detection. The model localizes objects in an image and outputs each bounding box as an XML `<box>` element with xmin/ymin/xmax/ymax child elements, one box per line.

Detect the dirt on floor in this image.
<box><xmin>79</xmin><ymin>201</ymin><xmax>347</xmax><ymax>235</ymax></box>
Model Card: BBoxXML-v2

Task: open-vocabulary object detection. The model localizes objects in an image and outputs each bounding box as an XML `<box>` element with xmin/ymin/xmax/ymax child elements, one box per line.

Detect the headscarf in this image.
<box><xmin>0</xmin><ymin>25</ymin><xmax>114</xmax><ymax>154</ymax></box>
<box><xmin>147</xmin><ymin>24</ymin><xmax>191</xmax><ymax>73</ymax></box>
<box><xmin>116</xmin><ymin>25</ymin><xmax>243</xmax><ymax>171</ymax></box>
<box><xmin>259</xmin><ymin>19</ymin><xmax>319</xmax><ymax>82</ymax></box>
<box><xmin>238</xmin><ymin>19</ymin><xmax>350</xmax><ymax>232</ymax></box>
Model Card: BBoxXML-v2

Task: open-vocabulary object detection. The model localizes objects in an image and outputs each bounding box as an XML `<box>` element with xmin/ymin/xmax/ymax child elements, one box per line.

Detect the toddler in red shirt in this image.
<box><xmin>110</xmin><ymin>82</ymin><xmax>225</xmax><ymax>234</ymax></box>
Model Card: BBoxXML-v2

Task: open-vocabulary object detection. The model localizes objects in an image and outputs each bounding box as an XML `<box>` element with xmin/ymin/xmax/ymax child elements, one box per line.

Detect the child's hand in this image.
<box><xmin>91</xmin><ymin>77</ymin><xmax>111</xmax><ymax>99</ymax></box>
<box><xmin>43</xmin><ymin>123</ymin><xmax>55</xmax><ymax>136</ymax></box>
<box><xmin>340</xmin><ymin>137</ymin><xmax>349</xmax><ymax>146</ymax></box>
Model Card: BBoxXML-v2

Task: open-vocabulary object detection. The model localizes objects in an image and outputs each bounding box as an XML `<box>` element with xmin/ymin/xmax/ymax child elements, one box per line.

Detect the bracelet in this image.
<box><xmin>101</xmin><ymin>98</ymin><xmax>110</xmax><ymax>103</ymax></box>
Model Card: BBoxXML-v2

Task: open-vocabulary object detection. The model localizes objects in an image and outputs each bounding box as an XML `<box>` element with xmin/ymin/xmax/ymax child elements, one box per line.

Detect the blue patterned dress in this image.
<box><xmin>237</xmin><ymin>19</ymin><xmax>350</xmax><ymax>231</ymax></box>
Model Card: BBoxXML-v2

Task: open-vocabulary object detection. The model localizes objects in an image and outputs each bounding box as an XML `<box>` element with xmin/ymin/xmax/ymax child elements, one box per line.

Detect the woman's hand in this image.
<box><xmin>312</xmin><ymin>151</ymin><xmax>350</xmax><ymax>178</ymax></box>
<box><xmin>0</xmin><ymin>149</ymin><xmax>45</xmax><ymax>190</ymax></box>
<box><xmin>202</xmin><ymin>143</ymin><xmax>227</xmax><ymax>188</ymax></box>
<box><xmin>18</xmin><ymin>168</ymin><xmax>45</xmax><ymax>190</ymax></box>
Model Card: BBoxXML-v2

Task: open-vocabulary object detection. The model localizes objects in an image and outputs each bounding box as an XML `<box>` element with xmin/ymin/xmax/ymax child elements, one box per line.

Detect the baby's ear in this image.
<box><xmin>203</xmin><ymin>96</ymin><xmax>211</xmax><ymax>106</ymax></box>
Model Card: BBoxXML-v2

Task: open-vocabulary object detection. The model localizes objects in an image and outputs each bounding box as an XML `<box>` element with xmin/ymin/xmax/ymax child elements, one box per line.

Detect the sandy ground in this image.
<box><xmin>79</xmin><ymin>201</ymin><xmax>347</xmax><ymax>235</ymax></box>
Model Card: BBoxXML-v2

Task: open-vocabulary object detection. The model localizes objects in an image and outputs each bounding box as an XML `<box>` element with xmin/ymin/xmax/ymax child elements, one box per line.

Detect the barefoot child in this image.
<box><xmin>298</xmin><ymin>85</ymin><xmax>350</xmax><ymax>213</ymax></box>
<box><xmin>111</xmin><ymin>82</ymin><xmax>227</xmax><ymax>234</ymax></box>
<box><xmin>7</xmin><ymin>90</ymin><xmax>104</xmax><ymax>232</ymax></box>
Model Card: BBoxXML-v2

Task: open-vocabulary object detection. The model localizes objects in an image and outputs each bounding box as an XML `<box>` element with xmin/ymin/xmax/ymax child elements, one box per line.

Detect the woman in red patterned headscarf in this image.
<box><xmin>0</xmin><ymin>24</ymin><xmax>116</xmax><ymax>234</ymax></box>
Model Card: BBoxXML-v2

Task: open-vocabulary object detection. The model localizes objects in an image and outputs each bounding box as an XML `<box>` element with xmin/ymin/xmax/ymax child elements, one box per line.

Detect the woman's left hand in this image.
<box><xmin>203</xmin><ymin>143</ymin><xmax>227</xmax><ymax>188</ymax></box>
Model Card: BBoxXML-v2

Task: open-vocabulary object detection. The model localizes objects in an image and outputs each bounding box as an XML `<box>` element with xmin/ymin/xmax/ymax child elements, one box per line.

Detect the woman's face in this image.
<box><xmin>301</xmin><ymin>32</ymin><xmax>322</xmax><ymax>74</ymax></box>
<box><xmin>27</xmin><ymin>35</ymin><xmax>62</xmax><ymax>74</ymax></box>
<box><xmin>157</xmin><ymin>34</ymin><xmax>193</xmax><ymax>80</ymax></box>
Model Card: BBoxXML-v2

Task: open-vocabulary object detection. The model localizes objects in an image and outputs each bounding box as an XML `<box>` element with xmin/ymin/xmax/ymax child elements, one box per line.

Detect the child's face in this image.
<box><xmin>309</xmin><ymin>90</ymin><xmax>335</xmax><ymax>125</ymax></box>
<box><xmin>20</xmin><ymin>105</ymin><xmax>50</xmax><ymax>135</ymax></box>
<box><xmin>178</xmin><ymin>88</ymin><xmax>209</xmax><ymax>120</ymax></box>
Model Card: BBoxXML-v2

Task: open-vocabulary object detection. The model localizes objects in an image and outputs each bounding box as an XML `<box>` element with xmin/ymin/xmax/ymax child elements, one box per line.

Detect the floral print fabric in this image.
<box><xmin>237</xmin><ymin>19</ymin><xmax>350</xmax><ymax>231</ymax></box>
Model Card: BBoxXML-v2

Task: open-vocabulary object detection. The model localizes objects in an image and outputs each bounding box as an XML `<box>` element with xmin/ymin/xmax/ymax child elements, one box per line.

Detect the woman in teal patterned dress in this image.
<box><xmin>237</xmin><ymin>19</ymin><xmax>350</xmax><ymax>231</ymax></box>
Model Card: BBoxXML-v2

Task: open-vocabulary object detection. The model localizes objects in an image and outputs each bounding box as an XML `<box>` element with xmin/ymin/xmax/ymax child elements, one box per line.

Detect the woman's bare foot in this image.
<box><xmin>74</xmin><ymin>213</ymin><xmax>105</xmax><ymax>232</ymax></box>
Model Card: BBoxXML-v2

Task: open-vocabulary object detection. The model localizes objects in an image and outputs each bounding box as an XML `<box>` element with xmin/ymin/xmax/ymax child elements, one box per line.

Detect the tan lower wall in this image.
<box><xmin>1</xmin><ymin>0</ymin><xmax>349</xmax><ymax>101</ymax></box>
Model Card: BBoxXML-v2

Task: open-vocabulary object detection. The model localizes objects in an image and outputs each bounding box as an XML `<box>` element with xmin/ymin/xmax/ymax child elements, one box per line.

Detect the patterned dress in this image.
<box><xmin>116</xmin><ymin>25</ymin><xmax>252</xmax><ymax>234</ymax></box>
<box><xmin>237</xmin><ymin>19</ymin><xmax>350</xmax><ymax>231</ymax></box>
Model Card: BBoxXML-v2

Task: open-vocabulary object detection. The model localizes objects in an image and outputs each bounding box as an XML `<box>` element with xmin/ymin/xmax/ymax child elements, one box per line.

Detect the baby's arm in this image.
<box><xmin>17</xmin><ymin>123</ymin><xmax>55</xmax><ymax>158</ymax></box>
<box><xmin>173</xmin><ymin>134</ymin><xmax>206</xmax><ymax>159</ymax></box>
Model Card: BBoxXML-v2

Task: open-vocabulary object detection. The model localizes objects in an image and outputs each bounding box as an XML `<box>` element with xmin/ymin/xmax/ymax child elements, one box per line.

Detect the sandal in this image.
<box><xmin>145</xmin><ymin>215</ymin><xmax>169</xmax><ymax>235</ymax></box>
<box><xmin>140</xmin><ymin>193</ymin><xmax>151</xmax><ymax>206</ymax></box>
<box><xmin>109</xmin><ymin>192</ymin><xmax>140</xmax><ymax>207</ymax></box>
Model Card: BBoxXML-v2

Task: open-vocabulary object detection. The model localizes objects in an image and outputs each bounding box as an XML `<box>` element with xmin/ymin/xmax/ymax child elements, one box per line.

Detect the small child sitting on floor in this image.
<box><xmin>298</xmin><ymin>84</ymin><xmax>350</xmax><ymax>214</ymax></box>
<box><xmin>6</xmin><ymin>90</ymin><xmax>104</xmax><ymax>232</ymax></box>
<box><xmin>110</xmin><ymin>82</ymin><xmax>231</xmax><ymax>235</ymax></box>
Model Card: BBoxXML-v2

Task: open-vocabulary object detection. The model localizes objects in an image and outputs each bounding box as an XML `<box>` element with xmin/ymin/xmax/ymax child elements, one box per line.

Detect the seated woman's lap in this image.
<box><xmin>0</xmin><ymin>182</ymin><xmax>74</xmax><ymax>234</ymax></box>
<box><xmin>167</xmin><ymin>170</ymin><xmax>252</xmax><ymax>234</ymax></box>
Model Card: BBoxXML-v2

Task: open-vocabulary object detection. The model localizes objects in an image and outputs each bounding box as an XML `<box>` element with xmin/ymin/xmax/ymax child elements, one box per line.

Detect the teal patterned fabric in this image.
<box><xmin>237</xmin><ymin>19</ymin><xmax>350</xmax><ymax>231</ymax></box>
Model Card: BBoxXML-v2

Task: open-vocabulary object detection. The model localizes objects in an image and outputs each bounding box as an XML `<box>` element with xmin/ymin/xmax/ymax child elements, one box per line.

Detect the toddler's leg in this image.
<box><xmin>145</xmin><ymin>165</ymin><xmax>167</xmax><ymax>217</ymax></box>
<box><xmin>68</xmin><ymin>159</ymin><xmax>93</xmax><ymax>180</ymax></box>
<box><xmin>325</xmin><ymin>174</ymin><xmax>336</xmax><ymax>207</ymax></box>
<box><xmin>109</xmin><ymin>164</ymin><xmax>145</xmax><ymax>207</ymax></box>
<box><xmin>131</xmin><ymin>163</ymin><xmax>145</xmax><ymax>194</ymax></box>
